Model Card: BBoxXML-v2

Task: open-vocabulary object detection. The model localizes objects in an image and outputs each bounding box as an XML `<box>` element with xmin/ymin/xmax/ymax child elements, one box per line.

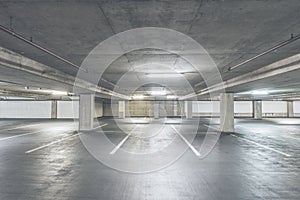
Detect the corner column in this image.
<box><xmin>118</xmin><ymin>101</ymin><xmax>126</xmax><ymax>119</ymax></box>
<box><xmin>185</xmin><ymin>101</ymin><xmax>193</xmax><ymax>119</ymax></box>
<box><xmin>154</xmin><ymin>102</ymin><xmax>159</xmax><ymax>119</ymax></box>
<box><xmin>287</xmin><ymin>101</ymin><xmax>294</xmax><ymax>118</ymax></box>
<box><xmin>79</xmin><ymin>94</ymin><xmax>94</xmax><ymax>130</ymax></box>
<box><xmin>253</xmin><ymin>100</ymin><xmax>262</xmax><ymax>119</ymax></box>
<box><xmin>220</xmin><ymin>93</ymin><xmax>234</xmax><ymax>132</ymax></box>
<box><xmin>51</xmin><ymin>100</ymin><xmax>57</xmax><ymax>119</ymax></box>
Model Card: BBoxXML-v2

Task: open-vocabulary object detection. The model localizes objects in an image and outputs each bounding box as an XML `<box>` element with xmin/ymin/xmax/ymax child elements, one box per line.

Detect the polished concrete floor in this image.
<box><xmin>0</xmin><ymin>117</ymin><xmax>299</xmax><ymax>199</ymax></box>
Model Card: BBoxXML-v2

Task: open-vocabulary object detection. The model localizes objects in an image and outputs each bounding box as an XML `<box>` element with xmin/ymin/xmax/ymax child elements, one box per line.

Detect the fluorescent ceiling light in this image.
<box><xmin>149</xmin><ymin>91</ymin><xmax>167</xmax><ymax>96</ymax></box>
<box><xmin>51</xmin><ymin>91</ymin><xmax>68</xmax><ymax>95</ymax></box>
<box><xmin>132</xmin><ymin>95</ymin><xmax>144</xmax><ymax>100</ymax></box>
<box><xmin>167</xmin><ymin>95</ymin><xmax>177</xmax><ymax>99</ymax></box>
<box><xmin>39</xmin><ymin>89</ymin><xmax>68</xmax><ymax>96</ymax></box>
<box><xmin>146</xmin><ymin>74</ymin><xmax>182</xmax><ymax>78</ymax></box>
<box><xmin>251</xmin><ymin>90</ymin><xmax>269</xmax><ymax>95</ymax></box>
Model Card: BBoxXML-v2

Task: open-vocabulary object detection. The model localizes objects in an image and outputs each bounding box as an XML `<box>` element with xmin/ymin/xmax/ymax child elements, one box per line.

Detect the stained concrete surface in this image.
<box><xmin>0</xmin><ymin>118</ymin><xmax>299</xmax><ymax>199</ymax></box>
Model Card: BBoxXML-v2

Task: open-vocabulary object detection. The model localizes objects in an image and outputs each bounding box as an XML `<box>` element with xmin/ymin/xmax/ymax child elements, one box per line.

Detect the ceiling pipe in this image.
<box><xmin>180</xmin><ymin>53</ymin><xmax>300</xmax><ymax>100</ymax></box>
<box><xmin>0</xmin><ymin>24</ymin><xmax>118</xmax><ymax>88</ymax></box>
<box><xmin>0</xmin><ymin>24</ymin><xmax>88</xmax><ymax>73</ymax></box>
<box><xmin>0</xmin><ymin>47</ymin><xmax>130</xmax><ymax>100</ymax></box>
<box><xmin>227</xmin><ymin>33</ymin><xmax>300</xmax><ymax>71</ymax></box>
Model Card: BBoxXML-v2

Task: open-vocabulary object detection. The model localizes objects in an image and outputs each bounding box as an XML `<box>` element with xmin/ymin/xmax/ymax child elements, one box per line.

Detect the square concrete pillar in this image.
<box><xmin>51</xmin><ymin>100</ymin><xmax>57</xmax><ymax>119</ymax></box>
<box><xmin>253</xmin><ymin>100</ymin><xmax>262</xmax><ymax>119</ymax></box>
<box><xmin>118</xmin><ymin>101</ymin><xmax>126</xmax><ymax>119</ymax></box>
<box><xmin>185</xmin><ymin>101</ymin><xmax>193</xmax><ymax>119</ymax></box>
<box><xmin>180</xmin><ymin>101</ymin><xmax>185</xmax><ymax>117</ymax></box>
<box><xmin>287</xmin><ymin>101</ymin><xmax>294</xmax><ymax>118</ymax></box>
<box><xmin>79</xmin><ymin>94</ymin><xmax>94</xmax><ymax>130</ymax></box>
<box><xmin>173</xmin><ymin>101</ymin><xmax>178</xmax><ymax>116</ymax></box>
<box><xmin>154</xmin><ymin>102</ymin><xmax>159</xmax><ymax>119</ymax></box>
<box><xmin>220</xmin><ymin>93</ymin><xmax>234</xmax><ymax>132</ymax></box>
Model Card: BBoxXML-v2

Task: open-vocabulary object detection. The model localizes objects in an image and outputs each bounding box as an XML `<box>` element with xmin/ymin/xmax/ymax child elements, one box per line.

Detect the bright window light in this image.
<box><xmin>132</xmin><ymin>95</ymin><xmax>145</xmax><ymax>100</ymax></box>
<box><xmin>251</xmin><ymin>90</ymin><xmax>269</xmax><ymax>95</ymax></box>
<box><xmin>167</xmin><ymin>95</ymin><xmax>177</xmax><ymax>99</ymax></box>
<box><xmin>149</xmin><ymin>91</ymin><xmax>167</xmax><ymax>96</ymax></box>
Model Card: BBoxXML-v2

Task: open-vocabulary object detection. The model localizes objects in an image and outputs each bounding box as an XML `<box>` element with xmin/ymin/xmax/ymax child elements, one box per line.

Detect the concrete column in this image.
<box><xmin>185</xmin><ymin>101</ymin><xmax>193</xmax><ymax>119</ymax></box>
<box><xmin>118</xmin><ymin>101</ymin><xmax>126</xmax><ymax>119</ymax></box>
<box><xmin>79</xmin><ymin>94</ymin><xmax>94</xmax><ymax>130</ymax></box>
<box><xmin>253</xmin><ymin>100</ymin><xmax>262</xmax><ymax>119</ymax></box>
<box><xmin>174</xmin><ymin>101</ymin><xmax>178</xmax><ymax>117</ymax></box>
<box><xmin>287</xmin><ymin>101</ymin><xmax>294</xmax><ymax>118</ymax></box>
<box><xmin>51</xmin><ymin>100</ymin><xmax>57</xmax><ymax>119</ymax></box>
<box><xmin>180</xmin><ymin>101</ymin><xmax>185</xmax><ymax>117</ymax></box>
<box><xmin>220</xmin><ymin>93</ymin><xmax>234</xmax><ymax>132</ymax></box>
<box><xmin>154</xmin><ymin>102</ymin><xmax>159</xmax><ymax>119</ymax></box>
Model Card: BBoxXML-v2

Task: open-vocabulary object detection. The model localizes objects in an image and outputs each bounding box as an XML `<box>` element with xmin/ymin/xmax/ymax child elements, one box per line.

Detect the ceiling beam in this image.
<box><xmin>0</xmin><ymin>47</ymin><xmax>130</xmax><ymax>100</ymax></box>
<box><xmin>180</xmin><ymin>53</ymin><xmax>300</xmax><ymax>100</ymax></box>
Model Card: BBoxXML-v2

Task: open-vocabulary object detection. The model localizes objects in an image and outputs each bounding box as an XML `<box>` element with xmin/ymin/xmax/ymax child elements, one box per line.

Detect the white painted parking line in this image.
<box><xmin>110</xmin><ymin>125</ymin><xmax>139</xmax><ymax>155</ymax></box>
<box><xmin>171</xmin><ymin>125</ymin><xmax>201</xmax><ymax>157</ymax></box>
<box><xmin>26</xmin><ymin>123</ymin><xmax>108</xmax><ymax>154</ymax></box>
<box><xmin>91</xmin><ymin>123</ymin><xmax>108</xmax><ymax>130</ymax></box>
<box><xmin>25</xmin><ymin>132</ymin><xmax>79</xmax><ymax>154</ymax></box>
<box><xmin>230</xmin><ymin>134</ymin><xmax>292</xmax><ymax>157</ymax></box>
<box><xmin>0</xmin><ymin>123</ymin><xmax>43</xmax><ymax>132</ymax></box>
<box><xmin>0</xmin><ymin>131</ymin><xmax>43</xmax><ymax>141</ymax></box>
<box><xmin>204</xmin><ymin>124</ymin><xmax>220</xmax><ymax>132</ymax></box>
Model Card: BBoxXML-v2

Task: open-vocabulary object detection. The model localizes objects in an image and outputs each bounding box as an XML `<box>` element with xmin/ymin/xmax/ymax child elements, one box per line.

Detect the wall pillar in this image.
<box><xmin>79</xmin><ymin>94</ymin><xmax>94</xmax><ymax>130</ymax></box>
<box><xmin>220</xmin><ymin>93</ymin><xmax>234</xmax><ymax>132</ymax></box>
<box><xmin>185</xmin><ymin>101</ymin><xmax>193</xmax><ymax>119</ymax></box>
<box><xmin>118</xmin><ymin>101</ymin><xmax>126</xmax><ymax>119</ymax></box>
<box><xmin>173</xmin><ymin>101</ymin><xmax>178</xmax><ymax>117</ymax></box>
<box><xmin>51</xmin><ymin>100</ymin><xmax>57</xmax><ymax>119</ymax></box>
<box><xmin>253</xmin><ymin>100</ymin><xmax>262</xmax><ymax>119</ymax></box>
<box><xmin>287</xmin><ymin>101</ymin><xmax>294</xmax><ymax>118</ymax></box>
<box><xmin>154</xmin><ymin>102</ymin><xmax>159</xmax><ymax>119</ymax></box>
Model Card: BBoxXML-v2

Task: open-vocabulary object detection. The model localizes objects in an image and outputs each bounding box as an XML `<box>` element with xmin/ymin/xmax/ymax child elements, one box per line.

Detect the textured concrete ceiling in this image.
<box><xmin>0</xmin><ymin>0</ymin><xmax>300</xmax><ymax>99</ymax></box>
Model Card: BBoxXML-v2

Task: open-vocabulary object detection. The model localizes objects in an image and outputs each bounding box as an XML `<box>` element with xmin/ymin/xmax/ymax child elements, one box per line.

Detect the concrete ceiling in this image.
<box><xmin>0</xmin><ymin>0</ymin><xmax>300</xmax><ymax>100</ymax></box>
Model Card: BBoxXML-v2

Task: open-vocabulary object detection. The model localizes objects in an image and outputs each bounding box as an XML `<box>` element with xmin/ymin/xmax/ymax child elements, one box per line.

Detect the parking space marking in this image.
<box><xmin>26</xmin><ymin>123</ymin><xmax>108</xmax><ymax>154</ymax></box>
<box><xmin>110</xmin><ymin>125</ymin><xmax>139</xmax><ymax>155</ymax></box>
<box><xmin>0</xmin><ymin>131</ymin><xmax>43</xmax><ymax>141</ymax></box>
<box><xmin>230</xmin><ymin>134</ymin><xmax>292</xmax><ymax>157</ymax></box>
<box><xmin>171</xmin><ymin>125</ymin><xmax>201</xmax><ymax>157</ymax></box>
<box><xmin>204</xmin><ymin>124</ymin><xmax>220</xmax><ymax>132</ymax></box>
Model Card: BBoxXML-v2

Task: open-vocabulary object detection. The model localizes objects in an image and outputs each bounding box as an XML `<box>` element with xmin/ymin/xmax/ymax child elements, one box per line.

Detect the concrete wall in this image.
<box><xmin>0</xmin><ymin>100</ymin><xmax>296</xmax><ymax>119</ymax></box>
<box><xmin>262</xmin><ymin>101</ymin><xmax>287</xmax><ymax>117</ymax></box>
<box><xmin>234</xmin><ymin>101</ymin><xmax>253</xmax><ymax>117</ymax></box>
<box><xmin>193</xmin><ymin>101</ymin><xmax>220</xmax><ymax>117</ymax></box>
<box><xmin>293</xmin><ymin>101</ymin><xmax>300</xmax><ymax>117</ymax></box>
<box><xmin>0</xmin><ymin>101</ymin><xmax>51</xmax><ymax>118</ymax></box>
<box><xmin>57</xmin><ymin>101</ymin><xmax>79</xmax><ymax>119</ymax></box>
<box><xmin>0</xmin><ymin>100</ymin><xmax>103</xmax><ymax>119</ymax></box>
<box><xmin>95</xmin><ymin>101</ymin><xmax>103</xmax><ymax>118</ymax></box>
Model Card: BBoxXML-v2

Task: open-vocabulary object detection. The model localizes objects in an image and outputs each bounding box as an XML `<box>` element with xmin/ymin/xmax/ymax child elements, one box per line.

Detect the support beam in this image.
<box><xmin>51</xmin><ymin>100</ymin><xmax>57</xmax><ymax>119</ymax></box>
<box><xmin>118</xmin><ymin>101</ymin><xmax>126</xmax><ymax>119</ymax></box>
<box><xmin>185</xmin><ymin>101</ymin><xmax>193</xmax><ymax>119</ymax></box>
<box><xmin>180</xmin><ymin>53</ymin><xmax>300</xmax><ymax>100</ymax></box>
<box><xmin>253</xmin><ymin>100</ymin><xmax>262</xmax><ymax>119</ymax></box>
<box><xmin>0</xmin><ymin>47</ymin><xmax>130</xmax><ymax>100</ymax></box>
<box><xmin>79</xmin><ymin>94</ymin><xmax>94</xmax><ymax>130</ymax></box>
<box><xmin>154</xmin><ymin>102</ymin><xmax>159</xmax><ymax>119</ymax></box>
<box><xmin>287</xmin><ymin>101</ymin><xmax>294</xmax><ymax>118</ymax></box>
<box><xmin>220</xmin><ymin>93</ymin><xmax>234</xmax><ymax>132</ymax></box>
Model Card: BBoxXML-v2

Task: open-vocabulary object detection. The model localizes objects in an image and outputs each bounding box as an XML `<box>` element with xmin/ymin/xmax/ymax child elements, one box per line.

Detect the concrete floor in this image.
<box><xmin>0</xmin><ymin>118</ymin><xmax>299</xmax><ymax>199</ymax></box>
